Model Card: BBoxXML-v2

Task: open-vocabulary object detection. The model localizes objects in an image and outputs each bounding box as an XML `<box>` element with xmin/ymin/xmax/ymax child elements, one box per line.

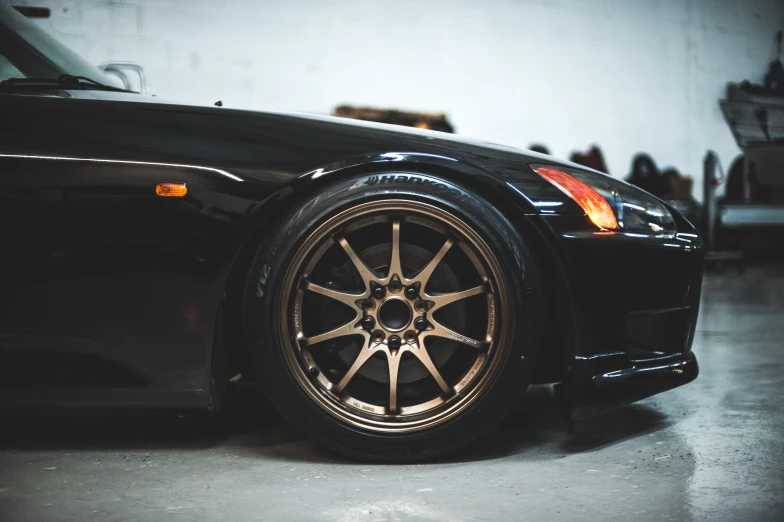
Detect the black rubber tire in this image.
<box><xmin>244</xmin><ymin>172</ymin><xmax>543</xmax><ymax>461</ymax></box>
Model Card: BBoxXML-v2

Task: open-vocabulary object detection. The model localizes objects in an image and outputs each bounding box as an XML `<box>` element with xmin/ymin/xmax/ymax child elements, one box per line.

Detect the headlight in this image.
<box><xmin>533</xmin><ymin>166</ymin><xmax>676</xmax><ymax>237</ymax></box>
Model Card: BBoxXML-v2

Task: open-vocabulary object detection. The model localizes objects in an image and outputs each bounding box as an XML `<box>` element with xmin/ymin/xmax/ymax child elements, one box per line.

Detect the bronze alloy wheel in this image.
<box><xmin>278</xmin><ymin>200</ymin><xmax>511</xmax><ymax>433</ymax></box>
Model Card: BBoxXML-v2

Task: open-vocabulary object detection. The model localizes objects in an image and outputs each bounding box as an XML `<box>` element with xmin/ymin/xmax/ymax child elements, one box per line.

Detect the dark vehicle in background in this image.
<box><xmin>0</xmin><ymin>5</ymin><xmax>702</xmax><ymax>461</ymax></box>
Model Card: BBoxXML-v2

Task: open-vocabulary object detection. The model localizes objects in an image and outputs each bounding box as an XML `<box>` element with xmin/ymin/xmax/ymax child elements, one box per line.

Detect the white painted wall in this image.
<box><xmin>11</xmin><ymin>0</ymin><xmax>784</xmax><ymax>198</ymax></box>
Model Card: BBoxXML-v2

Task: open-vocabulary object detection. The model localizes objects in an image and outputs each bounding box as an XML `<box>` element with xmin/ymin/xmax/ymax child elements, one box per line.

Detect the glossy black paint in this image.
<box><xmin>0</xmin><ymin>90</ymin><xmax>702</xmax><ymax>415</ymax></box>
<box><xmin>543</xmin><ymin>215</ymin><xmax>702</xmax><ymax>416</ymax></box>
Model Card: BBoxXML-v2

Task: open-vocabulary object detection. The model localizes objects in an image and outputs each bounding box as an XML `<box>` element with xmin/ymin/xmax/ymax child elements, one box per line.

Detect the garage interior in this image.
<box><xmin>2</xmin><ymin>0</ymin><xmax>784</xmax><ymax>520</ymax></box>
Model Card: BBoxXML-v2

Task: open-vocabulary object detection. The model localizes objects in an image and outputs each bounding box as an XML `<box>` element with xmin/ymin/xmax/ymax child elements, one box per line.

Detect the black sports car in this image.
<box><xmin>0</xmin><ymin>5</ymin><xmax>701</xmax><ymax>460</ymax></box>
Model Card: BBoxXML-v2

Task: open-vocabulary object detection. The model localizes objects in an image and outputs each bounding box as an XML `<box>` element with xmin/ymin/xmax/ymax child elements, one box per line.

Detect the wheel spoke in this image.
<box><xmin>387</xmin><ymin>351</ymin><xmax>402</xmax><ymax>413</ymax></box>
<box><xmin>388</xmin><ymin>219</ymin><xmax>403</xmax><ymax>279</ymax></box>
<box><xmin>334</xmin><ymin>343</ymin><xmax>375</xmax><ymax>394</ymax></box>
<box><xmin>422</xmin><ymin>319</ymin><xmax>486</xmax><ymax>349</ymax></box>
<box><xmin>337</xmin><ymin>236</ymin><xmax>375</xmax><ymax>289</ymax></box>
<box><xmin>301</xmin><ymin>320</ymin><xmax>364</xmax><ymax>347</ymax></box>
<box><xmin>303</xmin><ymin>280</ymin><xmax>365</xmax><ymax>308</ymax></box>
<box><xmin>411</xmin><ymin>345</ymin><xmax>450</xmax><ymax>394</ymax></box>
<box><xmin>427</xmin><ymin>284</ymin><xmax>486</xmax><ymax>313</ymax></box>
<box><xmin>410</xmin><ymin>239</ymin><xmax>453</xmax><ymax>287</ymax></box>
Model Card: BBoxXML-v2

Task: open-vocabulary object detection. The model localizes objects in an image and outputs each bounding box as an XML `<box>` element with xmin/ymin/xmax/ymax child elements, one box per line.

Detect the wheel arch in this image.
<box><xmin>213</xmin><ymin>157</ymin><xmax>576</xmax><ymax>387</ymax></box>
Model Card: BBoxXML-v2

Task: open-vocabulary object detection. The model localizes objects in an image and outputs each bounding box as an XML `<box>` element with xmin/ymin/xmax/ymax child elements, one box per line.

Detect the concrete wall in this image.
<box><xmin>13</xmin><ymin>0</ymin><xmax>784</xmax><ymax>198</ymax></box>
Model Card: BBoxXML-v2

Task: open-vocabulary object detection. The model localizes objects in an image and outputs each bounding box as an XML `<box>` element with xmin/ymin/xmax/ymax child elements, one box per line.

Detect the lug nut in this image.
<box><xmin>405</xmin><ymin>285</ymin><xmax>419</xmax><ymax>299</ymax></box>
<box><xmin>414</xmin><ymin>317</ymin><xmax>428</xmax><ymax>331</ymax></box>
<box><xmin>361</xmin><ymin>316</ymin><xmax>376</xmax><ymax>330</ymax></box>
<box><xmin>388</xmin><ymin>335</ymin><xmax>401</xmax><ymax>350</ymax></box>
<box><xmin>372</xmin><ymin>285</ymin><xmax>386</xmax><ymax>299</ymax></box>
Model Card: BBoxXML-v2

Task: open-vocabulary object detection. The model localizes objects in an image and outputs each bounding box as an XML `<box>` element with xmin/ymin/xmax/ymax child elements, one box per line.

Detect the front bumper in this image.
<box><xmin>537</xmin><ymin>211</ymin><xmax>703</xmax><ymax>419</ymax></box>
<box><xmin>565</xmin><ymin>351</ymin><xmax>699</xmax><ymax>419</ymax></box>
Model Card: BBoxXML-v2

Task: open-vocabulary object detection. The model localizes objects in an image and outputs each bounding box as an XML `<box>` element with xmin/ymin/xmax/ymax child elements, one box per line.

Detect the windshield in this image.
<box><xmin>0</xmin><ymin>4</ymin><xmax>115</xmax><ymax>84</ymax></box>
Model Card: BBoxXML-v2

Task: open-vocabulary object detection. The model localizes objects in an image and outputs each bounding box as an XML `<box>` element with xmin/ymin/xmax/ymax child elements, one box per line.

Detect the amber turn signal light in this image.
<box><xmin>534</xmin><ymin>167</ymin><xmax>618</xmax><ymax>230</ymax></box>
<box><xmin>155</xmin><ymin>183</ymin><xmax>188</xmax><ymax>197</ymax></box>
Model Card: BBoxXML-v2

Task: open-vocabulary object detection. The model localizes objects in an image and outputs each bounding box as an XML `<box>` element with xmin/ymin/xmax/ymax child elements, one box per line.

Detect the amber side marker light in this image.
<box><xmin>534</xmin><ymin>167</ymin><xmax>618</xmax><ymax>230</ymax></box>
<box><xmin>155</xmin><ymin>183</ymin><xmax>188</xmax><ymax>197</ymax></box>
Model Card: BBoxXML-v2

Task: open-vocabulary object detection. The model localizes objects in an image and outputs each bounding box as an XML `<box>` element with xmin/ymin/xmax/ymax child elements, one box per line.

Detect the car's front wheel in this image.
<box><xmin>245</xmin><ymin>173</ymin><xmax>542</xmax><ymax>461</ymax></box>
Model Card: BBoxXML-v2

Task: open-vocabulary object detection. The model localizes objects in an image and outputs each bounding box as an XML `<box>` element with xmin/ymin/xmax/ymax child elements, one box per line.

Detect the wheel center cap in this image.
<box><xmin>378</xmin><ymin>297</ymin><xmax>413</xmax><ymax>332</ymax></box>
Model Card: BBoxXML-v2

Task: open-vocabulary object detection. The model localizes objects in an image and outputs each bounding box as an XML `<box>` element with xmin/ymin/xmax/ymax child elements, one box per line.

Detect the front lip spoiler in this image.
<box><xmin>559</xmin><ymin>351</ymin><xmax>699</xmax><ymax>420</ymax></box>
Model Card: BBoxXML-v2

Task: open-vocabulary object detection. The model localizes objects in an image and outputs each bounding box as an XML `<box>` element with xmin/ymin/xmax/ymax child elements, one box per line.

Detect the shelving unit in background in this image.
<box><xmin>703</xmin><ymin>88</ymin><xmax>784</xmax><ymax>268</ymax></box>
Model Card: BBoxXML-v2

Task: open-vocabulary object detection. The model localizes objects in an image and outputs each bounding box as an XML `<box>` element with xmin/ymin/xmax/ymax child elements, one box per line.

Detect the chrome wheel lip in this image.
<box><xmin>278</xmin><ymin>199</ymin><xmax>511</xmax><ymax>433</ymax></box>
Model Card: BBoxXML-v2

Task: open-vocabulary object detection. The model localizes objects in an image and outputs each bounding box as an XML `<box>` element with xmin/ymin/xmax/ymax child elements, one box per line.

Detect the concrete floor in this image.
<box><xmin>1</xmin><ymin>266</ymin><xmax>783</xmax><ymax>522</ymax></box>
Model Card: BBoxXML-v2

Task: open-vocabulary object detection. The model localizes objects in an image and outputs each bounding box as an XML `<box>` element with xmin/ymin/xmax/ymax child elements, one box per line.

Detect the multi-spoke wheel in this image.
<box><xmin>246</xmin><ymin>174</ymin><xmax>541</xmax><ymax>460</ymax></box>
